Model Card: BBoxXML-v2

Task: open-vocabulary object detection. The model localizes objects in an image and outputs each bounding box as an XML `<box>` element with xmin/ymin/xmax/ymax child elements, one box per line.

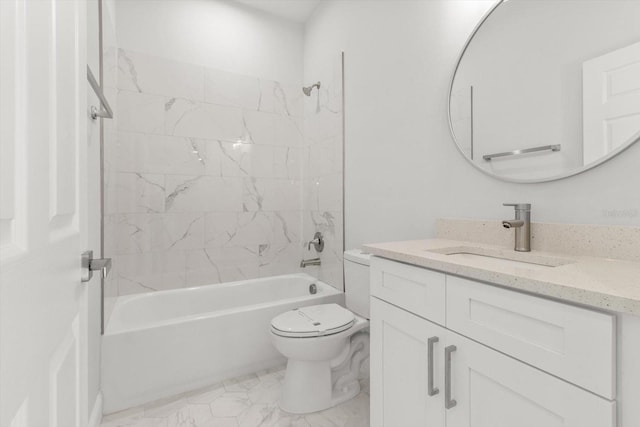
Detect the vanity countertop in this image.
<box><xmin>363</xmin><ymin>239</ymin><xmax>640</xmax><ymax>316</ymax></box>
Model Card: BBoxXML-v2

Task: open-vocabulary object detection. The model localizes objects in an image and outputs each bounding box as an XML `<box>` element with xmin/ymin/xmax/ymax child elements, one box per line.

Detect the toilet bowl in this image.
<box><xmin>270</xmin><ymin>249</ymin><xmax>371</xmax><ymax>414</ymax></box>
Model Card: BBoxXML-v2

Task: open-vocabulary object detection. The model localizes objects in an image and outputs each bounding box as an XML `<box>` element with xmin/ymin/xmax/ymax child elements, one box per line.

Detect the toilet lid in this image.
<box><xmin>271</xmin><ymin>304</ymin><xmax>355</xmax><ymax>338</ymax></box>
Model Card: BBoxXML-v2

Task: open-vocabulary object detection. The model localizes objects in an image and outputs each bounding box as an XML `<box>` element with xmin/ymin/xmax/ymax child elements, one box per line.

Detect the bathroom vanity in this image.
<box><xmin>364</xmin><ymin>237</ymin><xmax>640</xmax><ymax>427</ymax></box>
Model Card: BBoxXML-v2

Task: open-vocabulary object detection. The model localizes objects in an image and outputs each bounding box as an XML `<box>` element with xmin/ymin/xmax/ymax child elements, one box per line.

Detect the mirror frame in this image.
<box><xmin>447</xmin><ymin>0</ymin><xmax>640</xmax><ymax>184</ymax></box>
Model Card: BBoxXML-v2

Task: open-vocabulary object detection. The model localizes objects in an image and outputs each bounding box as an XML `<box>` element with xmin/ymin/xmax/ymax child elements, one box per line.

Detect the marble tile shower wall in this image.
<box><xmin>104</xmin><ymin>49</ymin><xmax>306</xmax><ymax>296</ymax></box>
<box><xmin>302</xmin><ymin>54</ymin><xmax>344</xmax><ymax>290</ymax></box>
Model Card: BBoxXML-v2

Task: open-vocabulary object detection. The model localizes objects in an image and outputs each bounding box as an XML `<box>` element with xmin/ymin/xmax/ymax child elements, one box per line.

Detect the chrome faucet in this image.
<box><xmin>502</xmin><ymin>203</ymin><xmax>531</xmax><ymax>252</ymax></box>
<box><xmin>307</xmin><ymin>231</ymin><xmax>324</xmax><ymax>252</ymax></box>
<box><xmin>301</xmin><ymin>232</ymin><xmax>324</xmax><ymax>267</ymax></box>
<box><xmin>300</xmin><ymin>258</ymin><xmax>321</xmax><ymax>268</ymax></box>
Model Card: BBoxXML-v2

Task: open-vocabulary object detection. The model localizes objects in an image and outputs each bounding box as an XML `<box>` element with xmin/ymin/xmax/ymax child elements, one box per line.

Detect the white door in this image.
<box><xmin>445</xmin><ymin>333</ymin><xmax>615</xmax><ymax>427</ymax></box>
<box><xmin>583</xmin><ymin>41</ymin><xmax>640</xmax><ymax>165</ymax></box>
<box><xmin>0</xmin><ymin>0</ymin><xmax>90</xmax><ymax>426</ymax></box>
<box><xmin>370</xmin><ymin>297</ymin><xmax>446</xmax><ymax>427</ymax></box>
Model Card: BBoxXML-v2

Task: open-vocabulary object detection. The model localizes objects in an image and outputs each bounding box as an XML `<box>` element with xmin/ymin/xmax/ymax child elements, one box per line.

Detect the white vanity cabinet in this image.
<box><xmin>370</xmin><ymin>257</ymin><xmax>617</xmax><ymax>427</ymax></box>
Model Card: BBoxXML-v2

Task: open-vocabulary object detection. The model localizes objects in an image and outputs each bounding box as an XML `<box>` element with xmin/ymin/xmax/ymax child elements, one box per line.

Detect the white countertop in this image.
<box><xmin>363</xmin><ymin>239</ymin><xmax>640</xmax><ymax>316</ymax></box>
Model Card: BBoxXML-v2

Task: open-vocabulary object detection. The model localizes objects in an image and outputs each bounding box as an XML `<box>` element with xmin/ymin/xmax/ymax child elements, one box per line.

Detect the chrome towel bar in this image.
<box><xmin>87</xmin><ymin>65</ymin><xmax>113</xmax><ymax>120</ymax></box>
<box><xmin>483</xmin><ymin>144</ymin><xmax>561</xmax><ymax>161</ymax></box>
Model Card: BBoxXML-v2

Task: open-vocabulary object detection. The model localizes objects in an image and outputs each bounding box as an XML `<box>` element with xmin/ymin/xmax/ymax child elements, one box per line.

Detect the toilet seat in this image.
<box><xmin>271</xmin><ymin>304</ymin><xmax>355</xmax><ymax>338</ymax></box>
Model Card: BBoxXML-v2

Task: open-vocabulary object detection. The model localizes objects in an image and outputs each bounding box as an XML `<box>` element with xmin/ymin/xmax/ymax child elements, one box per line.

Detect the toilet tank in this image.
<box><xmin>344</xmin><ymin>249</ymin><xmax>371</xmax><ymax>319</ymax></box>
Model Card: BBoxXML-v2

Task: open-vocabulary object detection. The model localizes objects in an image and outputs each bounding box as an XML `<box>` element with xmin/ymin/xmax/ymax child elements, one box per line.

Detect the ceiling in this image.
<box><xmin>231</xmin><ymin>0</ymin><xmax>321</xmax><ymax>23</ymax></box>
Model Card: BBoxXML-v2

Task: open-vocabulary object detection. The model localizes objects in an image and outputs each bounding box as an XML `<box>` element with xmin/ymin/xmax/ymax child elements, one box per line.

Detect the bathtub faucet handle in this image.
<box><xmin>308</xmin><ymin>232</ymin><xmax>324</xmax><ymax>252</ymax></box>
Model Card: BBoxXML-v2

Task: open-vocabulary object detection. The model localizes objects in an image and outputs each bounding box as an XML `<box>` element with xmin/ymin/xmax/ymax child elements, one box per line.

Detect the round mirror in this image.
<box><xmin>448</xmin><ymin>0</ymin><xmax>640</xmax><ymax>183</ymax></box>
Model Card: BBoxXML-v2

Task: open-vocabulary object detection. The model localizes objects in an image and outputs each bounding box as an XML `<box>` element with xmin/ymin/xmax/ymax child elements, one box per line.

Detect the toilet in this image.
<box><xmin>270</xmin><ymin>249</ymin><xmax>371</xmax><ymax>414</ymax></box>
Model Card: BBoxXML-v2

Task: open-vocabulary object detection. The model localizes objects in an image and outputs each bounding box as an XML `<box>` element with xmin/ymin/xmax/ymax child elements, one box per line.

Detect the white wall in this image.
<box><xmin>115</xmin><ymin>0</ymin><xmax>304</xmax><ymax>83</ymax></box>
<box><xmin>303</xmin><ymin>0</ymin><xmax>640</xmax><ymax>251</ymax></box>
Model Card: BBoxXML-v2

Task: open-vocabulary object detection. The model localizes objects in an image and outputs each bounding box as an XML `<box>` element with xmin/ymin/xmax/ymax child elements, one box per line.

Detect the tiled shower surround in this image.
<box><xmin>104</xmin><ymin>49</ymin><xmax>343</xmax><ymax>296</ymax></box>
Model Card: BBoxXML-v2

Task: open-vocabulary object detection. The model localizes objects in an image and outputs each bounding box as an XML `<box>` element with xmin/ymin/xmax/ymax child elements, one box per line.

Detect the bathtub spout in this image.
<box><xmin>300</xmin><ymin>258</ymin><xmax>321</xmax><ymax>268</ymax></box>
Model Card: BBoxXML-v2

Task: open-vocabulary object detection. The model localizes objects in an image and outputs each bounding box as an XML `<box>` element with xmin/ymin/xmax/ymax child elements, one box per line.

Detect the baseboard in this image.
<box><xmin>88</xmin><ymin>392</ymin><xmax>103</xmax><ymax>427</ymax></box>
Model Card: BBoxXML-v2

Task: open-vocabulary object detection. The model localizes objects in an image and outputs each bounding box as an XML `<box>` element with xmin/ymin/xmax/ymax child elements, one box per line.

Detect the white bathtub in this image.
<box><xmin>101</xmin><ymin>273</ymin><xmax>343</xmax><ymax>414</ymax></box>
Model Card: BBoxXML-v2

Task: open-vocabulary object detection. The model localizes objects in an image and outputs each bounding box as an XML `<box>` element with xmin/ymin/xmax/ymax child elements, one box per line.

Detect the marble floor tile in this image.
<box><xmin>210</xmin><ymin>392</ymin><xmax>252</xmax><ymax>417</ymax></box>
<box><xmin>101</xmin><ymin>367</ymin><xmax>369</xmax><ymax>427</ymax></box>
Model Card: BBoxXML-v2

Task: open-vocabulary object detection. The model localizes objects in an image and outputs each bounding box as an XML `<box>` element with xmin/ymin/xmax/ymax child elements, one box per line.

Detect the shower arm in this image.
<box><xmin>302</xmin><ymin>81</ymin><xmax>321</xmax><ymax>96</ymax></box>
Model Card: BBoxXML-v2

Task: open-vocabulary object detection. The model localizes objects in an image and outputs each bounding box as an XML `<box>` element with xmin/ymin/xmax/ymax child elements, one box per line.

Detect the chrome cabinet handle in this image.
<box><xmin>427</xmin><ymin>336</ymin><xmax>439</xmax><ymax>396</ymax></box>
<box><xmin>445</xmin><ymin>345</ymin><xmax>457</xmax><ymax>409</ymax></box>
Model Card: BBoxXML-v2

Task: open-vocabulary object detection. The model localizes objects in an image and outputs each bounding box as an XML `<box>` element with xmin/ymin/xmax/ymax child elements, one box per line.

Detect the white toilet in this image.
<box><xmin>270</xmin><ymin>249</ymin><xmax>371</xmax><ymax>414</ymax></box>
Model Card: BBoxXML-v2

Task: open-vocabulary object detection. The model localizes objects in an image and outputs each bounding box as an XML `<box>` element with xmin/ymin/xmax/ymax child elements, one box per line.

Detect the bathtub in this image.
<box><xmin>101</xmin><ymin>273</ymin><xmax>343</xmax><ymax>414</ymax></box>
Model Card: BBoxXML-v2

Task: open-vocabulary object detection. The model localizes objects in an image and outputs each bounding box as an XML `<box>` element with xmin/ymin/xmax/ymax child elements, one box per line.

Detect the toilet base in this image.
<box><xmin>280</xmin><ymin>359</ymin><xmax>334</xmax><ymax>414</ymax></box>
<box><xmin>279</xmin><ymin>359</ymin><xmax>362</xmax><ymax>414</ymax></box>
<box><xmin>278</xmin><ymin>330</ymin><xmax>370</xmax><ymax>414</ymax></box>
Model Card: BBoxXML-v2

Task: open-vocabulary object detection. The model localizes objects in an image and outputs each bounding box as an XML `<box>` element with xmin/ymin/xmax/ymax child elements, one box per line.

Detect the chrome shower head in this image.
<box><xmin>302</xmin><ymin>81</ymin><xmax>321</xmax><ymax>96</ymax></box>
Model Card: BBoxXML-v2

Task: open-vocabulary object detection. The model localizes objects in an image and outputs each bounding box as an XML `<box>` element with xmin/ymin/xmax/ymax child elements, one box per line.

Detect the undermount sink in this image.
<box><xmin>426</xmin><ymin>246</ymin><xmax>574</xmax><ymax>271</ymax></box>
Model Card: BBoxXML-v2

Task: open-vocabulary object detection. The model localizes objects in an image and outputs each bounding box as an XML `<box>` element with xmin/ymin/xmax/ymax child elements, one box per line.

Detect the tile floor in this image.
<box><xmin>101</xmin><ymin>366</ymin><xmax>370</xmax><ymax>427</ymax></box>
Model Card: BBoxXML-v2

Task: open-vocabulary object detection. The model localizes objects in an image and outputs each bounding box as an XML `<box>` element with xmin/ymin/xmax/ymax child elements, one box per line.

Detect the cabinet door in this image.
<box><xmin>371</xmin><ymin>297</ymin><xmax>446</xmax><ymax>427</ymax></box>
<box><xmin>445</xmin><ymin>332</ymin><xmax>616</xmax><ymax>427</ymax></box>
